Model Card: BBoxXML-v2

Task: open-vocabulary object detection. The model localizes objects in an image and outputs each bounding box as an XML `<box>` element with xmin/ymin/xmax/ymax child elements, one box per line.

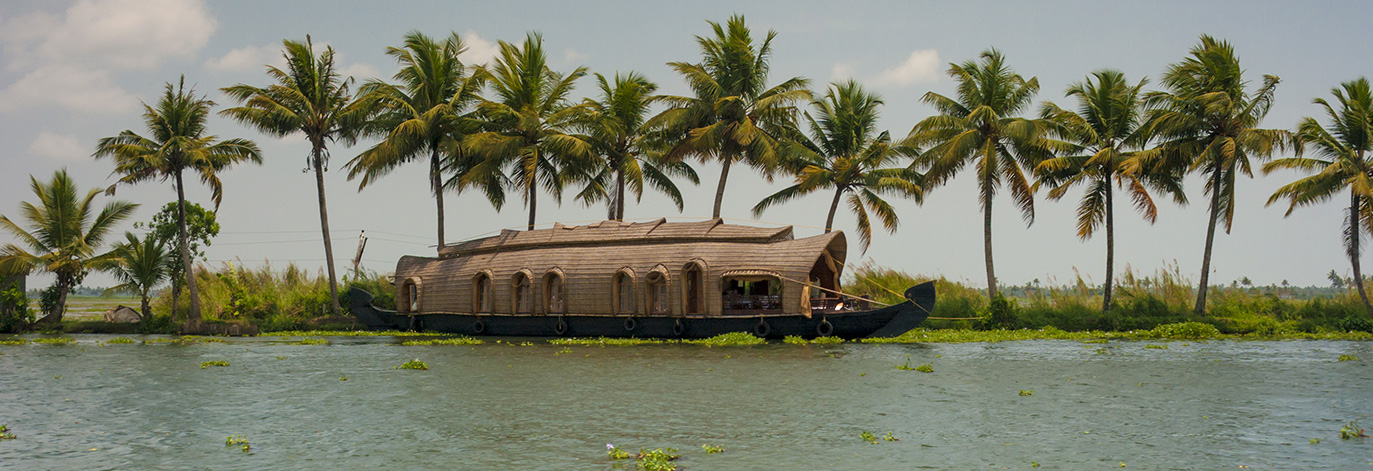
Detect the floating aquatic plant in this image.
<box><xmin>261</xmin><ymin>330</ymin><xmax>443</xmax><ymax>337</ymax></box>
<box><xmin>396</xmin><ymin>359</ymin><xmax>429</xmax><ymax>370</ymax></box>
<box><xmin>1019</xmin><ymin>389</ymin><xmax>1035</xmax><ymax>396</ymax></box>
<box><xmin>401</xmin><ymin>337</ymin><xmax>483</xmax><ymax>346</ymax></box>
<box><xmin>784</xmin><ymin>335</ymin><xmax>844</xmax><ymax>345</ymax></box>
<box><xmin>882</xmin><ymin>432</ymin><xmax>898</xmax><ymax>442</ymax></box>
<box><xmin>1341</xmin><ymin>420</ymin><xmax>1368</xmax><ymax>439</ymax></box>
<box><xmin>551</xmin><ymin>337</ymin><xmax>663</xmax><ymax>346</ymax></box>
<box><xmin>606</xmin><ymin>443</ymin><xmax>630</xmax><ymax>460</ymax></box>
<box><xmin>1310</xmin><ymin>438</ymin><xmax>1320</xmax><ymax>445</ymax></box>
<box><xmin>0</xmin><ymin>339</ymin><xmax>28</xmax><ymax>346</ymax></box>
<box><xmin>687</xmin><ymin>332</ymin><xmax>766</xmax><ymax>346</ymax></box>
<box><xmin>1144</xmin><ymin>344</ymin><xmax>1167</xmax><ymax>350</ymax></box>
<box><xmin>554</xmin><ymin>347</ymin><xmax>574</xmax><ymax>356</ymax></box>
<box><xmin>915</xmin><ymin>363</ymin><xmax>933</xmax><ymax>373</ymax></box>
<box><xmin>146</xmin><ymin>337</ymin><xmax>225</xmax><ymax>345</ymax></box>
<box><xmin>701</xmin><ymin>443</ymin><xmax>724</xmax><ymax>453</ymax></box>
<box><xmin>860</xmin><ymin>431</ymin><xmax>878</xmax><ymax>444</ymax></box>
<box><xmin>0</xmin><ymin>424</ymin><xmax>14</xmax><ymax>440</ymax></box>
<box><xmin>225</xmin><ymin>434</ymin><xmax>249</xmax><ymax>452</ymax></box>
<box><xmin>290</xmin><ymin>338</ymin><xmax>330</xmax><ymax>345</ymax></box>
<box><xmin>636</xmin><ymin>447</ymin><xmax>680</xmax><ymax>471</ymax></box>
<box><xmin>201</xmin><ymin>360</ymin><xmax>230</xmax><ymax>369</ymax></box>
<box><xmin>32</xmin><ymin>337</ymin><xmax>75</xmax><ymax>345</ymax></box>
<box><xmin>1338</xmin><ymin>354</ymin><xmax>1359</xmax><ymax>362</ymax></box>
<box><xmin>106</xmin><ymin>337</ymin><xmax>135</xmax><ymax>344</ymax></box>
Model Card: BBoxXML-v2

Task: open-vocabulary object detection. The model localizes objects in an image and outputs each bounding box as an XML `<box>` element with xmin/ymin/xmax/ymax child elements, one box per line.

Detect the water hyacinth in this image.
<box><xmin>396</xmin><ymin>359</ymin><xmax>429</xmax><ymax>370</ymax></box>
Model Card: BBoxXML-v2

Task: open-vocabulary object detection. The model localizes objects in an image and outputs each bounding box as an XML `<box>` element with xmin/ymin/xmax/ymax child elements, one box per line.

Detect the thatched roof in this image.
<box><xmin>439</xmin><ymin>218</ymin><xmax>801</xmax><ymax>258</ymax></box>
<box><xmin>397</xmin><ymin>219</ymin><xmax>849</xmax><ymax>317</ymax></box>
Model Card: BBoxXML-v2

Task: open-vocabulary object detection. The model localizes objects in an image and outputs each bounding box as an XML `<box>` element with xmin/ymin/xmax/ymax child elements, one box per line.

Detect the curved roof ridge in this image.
<box><xmin>439</xmin><ymin>219</ymin><xmax>797</xmax><ymax>257</ymax></box>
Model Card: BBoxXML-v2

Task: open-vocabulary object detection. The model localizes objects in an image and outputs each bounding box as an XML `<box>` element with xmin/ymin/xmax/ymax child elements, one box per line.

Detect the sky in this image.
<box><xmin>1</xmin><ymin>0</ymin><xmax>1370</xmax><ymax>291</ymax></box>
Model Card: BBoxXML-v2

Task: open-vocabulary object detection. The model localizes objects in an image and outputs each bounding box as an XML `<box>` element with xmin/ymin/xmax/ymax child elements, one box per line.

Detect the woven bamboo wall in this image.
<box><xmin>394</xmin><ymin>220</ymin><xmax>846</xmax><ymax>317</ymax></box>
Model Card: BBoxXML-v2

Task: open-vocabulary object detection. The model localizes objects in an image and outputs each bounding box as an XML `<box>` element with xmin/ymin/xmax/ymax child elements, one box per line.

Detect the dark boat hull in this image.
<box><xmin>349</xmin><ymin>282</ymin><xmax>933</xmax><ymax>339</ymax></box>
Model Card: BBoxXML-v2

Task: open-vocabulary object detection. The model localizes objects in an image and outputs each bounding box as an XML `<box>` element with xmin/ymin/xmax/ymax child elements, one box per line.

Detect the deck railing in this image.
<box><xmin>722</xmin><ymin>294</ymin><xmax>782</xmax><ymax>312</ymax></box>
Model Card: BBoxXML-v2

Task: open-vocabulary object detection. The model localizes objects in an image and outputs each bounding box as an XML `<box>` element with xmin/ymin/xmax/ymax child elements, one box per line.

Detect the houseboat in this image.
<box><xmin>351</xmin><ymin>218</ymin><xmax>933</xmax><ymax>338</ymax></box>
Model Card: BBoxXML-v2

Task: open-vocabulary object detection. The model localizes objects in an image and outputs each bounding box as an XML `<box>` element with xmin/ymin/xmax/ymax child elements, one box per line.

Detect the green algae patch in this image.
<box><xmin>396</xmin><ymin>358</ymin><xmax>429</xmax><ymax>370</ymax></box>
<box><xmin>686</xmin><ymin>332</ymin><xmax>766</xmax><ymax>346</ymax></box>
<box><xmin>201</xmin><ymin>360</ymin><xmax>230</xmax><ymax>369</ymax></box>
<box><xmin>145</xmin><ymin>336</ymin><xmax>225</xmax><ymax>345</ymax></box>
<box><xmin>401</xmin><ymin>337</ymin><xmax>483</xmax><ymax>346</ymax></box>
<box><xmin>550</xmin><ymin>337</ymin><xmax>665</xmax><ymax>346</ymax></box>
<box><xmin>32</xmin><ymin>337</ymin><xmax>76</xmax><ymax>345</ymax></box>
<box><xmin>288</xmin><ymin>338</ymin><xmax>330</xmax><ymax>345</ymax></box>
<box><xmin>261</xmin><ymin>330</ymin><xmax>443</xmax><ymax>337</ymax></box>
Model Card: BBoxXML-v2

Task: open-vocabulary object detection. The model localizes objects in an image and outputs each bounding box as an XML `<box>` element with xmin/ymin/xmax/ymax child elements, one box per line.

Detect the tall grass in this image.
<box><xmin>844</xmin><ymin>261</ymin><xmax>1373</xmax><ymax>334</ymax></box>
<box><xmin>154</xmin><ymin>262</ymin><xmax>395</xmax><ymax>331</ymax></box>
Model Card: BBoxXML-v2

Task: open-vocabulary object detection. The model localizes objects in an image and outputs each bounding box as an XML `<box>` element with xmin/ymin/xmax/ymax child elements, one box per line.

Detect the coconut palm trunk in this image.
<box><xmin>1195</xmin><ymin>162</ymin><xmax>1224</xmax><ymax>316</ymax></box>
<box><xmin>1351</xmin><ymin>190</ymin><xmax>1371</xmax><ymax>313</ymax></box>
<box><xmin>984</xmin><ymin>189</ymin><xmax>998</xmax><ymax>299</ymax></box>
<box><xmin>312</xmin><ymin>146</ymin><xmax>341</xmax><ymax>315</ymax></box>
<box><xmin>824</xmin><ymin>187</ymin><xmax>845</xmax><ymax>232</ymax></box>
<box><xmin>713</xmin><ymin>156</ymin><xmax>733</xmax><ymax>218</ymax></box>
<box><xmin>431</xmin><ymin>148</ymin><xmax>445</xmax><ymax>248</ymax></box>
<box><xmin>615</xmin><ymin>170</ymin><xmax>626</xmax><ymax>221</ymax></box>
<box><xmin>174</xmin><ymin>171</ymin><xmax>202</xmax><ymax>322</ymax></box>
<box><xmin>527</xmin><ymin>178</ymin><xmax>538</xmax><ymax>231</ymax></box>
<box><xmin>1103</xmin><ymin>181</ymin><xmax>1115</xmax><ymax>312</ymax></box>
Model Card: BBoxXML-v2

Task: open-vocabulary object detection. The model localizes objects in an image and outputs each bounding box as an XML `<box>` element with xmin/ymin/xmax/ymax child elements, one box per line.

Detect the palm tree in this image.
<box><xmin>97</xmin><ymin>232</ymin><xmax>170</xmax><ymax>320</ymax></box>
<box><xmin>1144</xmin><ymin>35</ymin><xmax>1293</xmax><ymax>316</ymax></box>
<box><xmin>346</xmin><ymin>31</ymin><xmax>485</xmax><ymax>248</ymax></box>
<box><xmin>1036</xmin><ymin>70</ymin><xmax>1187</xmax><ymax>313</ymax></box>
<box><xmin>579</xmin><ymin>72</ymin><xmax>698</xmax><ymax>220</ymax></box>
<box><xmin>459</xmin><ymin>32</ymin><xmax>594</xmax><ymax>231</ymax></box>
<box><xmin>751</xmin><ymin>80</ymin><xmax>923</xmax><ymax>252</ymax></box>
<box><xmin>906</xmin><ymin>48</ymin><xmax>1048</xmax><ymax>299</ymax></box>
<box><xmin>94</xmin><ymin>77</ymin><xmax>261</xmax><ymax>323</ymax></box>
<box><xmin>1265</xmin><ymin>78</ymin><xmax>1373</xmax><ymax>313</ymax></box>
<box><xmin>652</xmin><ymin>15</ymin><xmax>811</xmax><ymax>218</ymax></box>
<box><xmin>0</xmin><ymin>170</ymin><xmax>138</xmax><ymax>324</ymax></box>
<box><xmin>220</xmin><ymin>36</ymin><xmax>369</xmax><ymax>315</ymax></box>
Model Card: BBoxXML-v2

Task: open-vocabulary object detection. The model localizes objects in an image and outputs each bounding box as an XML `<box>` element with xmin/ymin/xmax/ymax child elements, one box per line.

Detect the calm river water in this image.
<box><xmin>0</xmin><ymin>335</ymin><xmax>1370</xmax><ymax>470</ymax></box>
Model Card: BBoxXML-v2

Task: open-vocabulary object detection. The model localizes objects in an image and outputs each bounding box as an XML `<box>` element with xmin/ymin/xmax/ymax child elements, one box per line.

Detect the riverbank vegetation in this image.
<box><xmin>846</xmin><ymin>262</ymin><xmax>1373</xmax><ymax>338</ymax></box>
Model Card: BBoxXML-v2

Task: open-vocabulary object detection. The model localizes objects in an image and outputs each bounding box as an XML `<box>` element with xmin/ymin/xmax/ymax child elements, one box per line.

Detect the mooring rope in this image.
<box><xmin>774</xmin><ymin>275</ymin><xmax>894</xmax><ymax>307</ymax></box>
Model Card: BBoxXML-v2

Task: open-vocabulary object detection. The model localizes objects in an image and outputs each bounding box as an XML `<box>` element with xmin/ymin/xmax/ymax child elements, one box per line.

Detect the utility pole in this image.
<box><xmin>352</xmin><ymin>230</ymin><xmax>368</xmax><ymax>277</ymax></box>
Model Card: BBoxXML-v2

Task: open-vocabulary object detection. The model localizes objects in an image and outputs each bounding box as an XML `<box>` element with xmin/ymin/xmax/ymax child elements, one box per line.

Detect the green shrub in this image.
<box><xmin>1145</xmin><ymin>322</ymin><xmax>1221</xmax><ymax>339</ymax></box>
<box><xmin>980</xmin><ymin>295</ymin><xmax>1018</xmax><ymax>330</ymax></box>
<box><xmin>0</xmin><ymin>283</ymin><xmax>32</xmax><ymax>333</ymax></box>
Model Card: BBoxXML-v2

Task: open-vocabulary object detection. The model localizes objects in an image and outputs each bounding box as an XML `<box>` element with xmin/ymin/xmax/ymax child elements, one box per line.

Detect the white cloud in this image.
<box><xmin>0</xmin><ymin>64</ymin><xmax>139</xmax><ymax>114</ymax></box>
<box><xmin>0</xmin><ymin>0</ymin><xmax>215</xmax><ymax>114</ymax></box>
<box><xmin>205</xmin><ymin>45</ymin><xmax>285</xmax><ymax>73</ymax></box>
<box><xmin>459</xmin><ymin>30</ymin><xmax>499</xmax><ymax>65</ymax></box>
<box><xmin>2</xmin><ymin>0</ymin><xmax>215</xmax><ymax>71</ymax></box>
<box><xmin>29</xmin><ymin>132</ymin><xmax>88</xmax><ymax>162</ymax></box>
<box><xmin>831</xmin><ymin>63</ymin><xmax>856</xmax><ymax>82</ymax></box>
<box><xmin>873</xmin><ymin>49</ymin><xmax>941</xmax><ymax>87</ymax></box>
<box><xmin>338</xmin><ymin>62</ymin><xmax>382</xmax><ymax>81</ymax></box>
<box><xmin>563</xmin><ymin>48</ymin><xmax>588</xmax><ymax>64</ymax></box>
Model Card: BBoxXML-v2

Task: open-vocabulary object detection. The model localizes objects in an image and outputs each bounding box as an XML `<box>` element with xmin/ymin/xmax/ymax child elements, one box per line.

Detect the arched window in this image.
<box><xmin>646</xmin><ymin>271</ymin><xmax>669</xmax><ymax>315</ymax></box>
<box><xmin>613</xmin><ymin>269</ymin><xmax>635</xmax><ymax>314</ymax></box>
<box><xmin>403</xmin><ymin>280</ymin><xmax>419</xmax><ymax>313</ymax></box>
<box><xmin>682</xmin><ymin>262</ymin><xmax>705</xmax><ymax>315</ymax></box>
<box><xmin>511</xmin><ymin>272</ymin><xmax>532</xmax><ymax>314</ymax></box>
<box><xmin>473</xmin><ymin>272</ymin><xmax>492</xmax><ymax>313</ymax></box>
<box><xmin>543</xmin><ymin>271</ymin><xmax>565</xmax><ymax>314</ymax></box>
